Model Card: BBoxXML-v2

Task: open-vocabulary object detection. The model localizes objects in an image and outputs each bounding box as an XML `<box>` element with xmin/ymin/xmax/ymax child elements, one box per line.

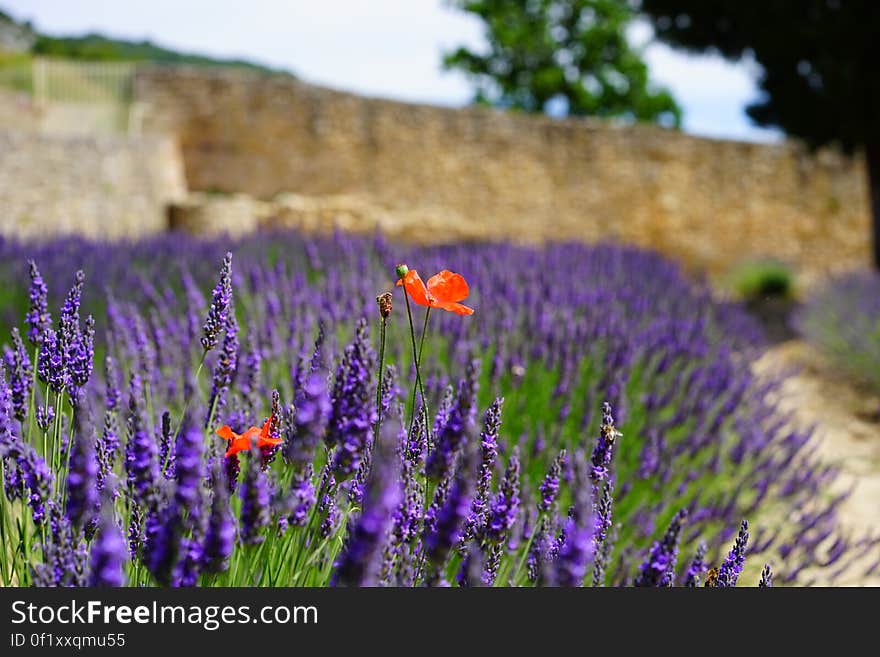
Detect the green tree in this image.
<box><xmin>638</xmin><ymin>0</ymin><xmax>880</xmax><ymax>268</ymax></box>
<box><xmin>443</xmin><ymin>0</ymin><xmax>681</xmax><ymax>126</ymax></box>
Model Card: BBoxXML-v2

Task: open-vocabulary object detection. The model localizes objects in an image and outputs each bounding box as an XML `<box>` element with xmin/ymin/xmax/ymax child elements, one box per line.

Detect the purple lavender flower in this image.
<box><xmin>203</xmin><ymin>471</ymin><xmax>236</xmax><ymax>574</ymax></box>
<box><xmin>175</xmin><ymin>538</ymin><xmax>203</xmax><ymax>587</ymax></box>
<box><xmin>37</xmin><ymin>327</ymin><xmax>65</xmax><ymax>393</ymax></box>
<box><xmin>285</xmin><ymin>373</ymin><xmax>330</xmax><ymax>469</ymax></box>
<box><xmin>284</xmin><ymin>464</ymin><xmax>317</xmax><ymax>527</ymax></box>
<box><xmin>260</xmin><ymin>390</ymin><xmax>283</xmax><ymax>470</ymax></box>
<box><xmin>58</xmin><ymin>270</ymin><xmax>84</xmax><ymax>349</ymax></box>
<box><xmin>33</xmin><ymin>507</ymin><xmax>87</xmax><ymax>586</ymax></box>
<box><xmin>207</xmin><ymin>310</ymin><xmax>238</xmax><ymax>426</ymax></box>
<box><xmin>66</xmin><ymin>430</ymin><xmax>98</xmax><ymax>530</ymax></box>
<box><xmin>539</xmin><ymin>449</ymin><xmax>566</xmax><ymax>513</ymax></box>
<box><xmin>634</xmin><ymin>509</ymin><xmax>688</xmax><ymax>587</ymax></box>
<box><xmin>527</xmin><ymin>517</ymin><xmax>552</xmax><ymax>583</ymax></box>
<box><xmin>16</xmin><ymin>444</ymin><xmax>53</xmax><ymax>525</ymax></box>
<box><xmin>319</xmin><ymin>488</ymin><xmax>341</xmax><ymax>539</ymax></box>
<box><xmin>144</xmin><ymin>506</ymin><xmax>182</xmax><ymax>586</ymax></box>
<box><xmin>25</xmin><ymin>260</ymin><xmax>51</xmax><ymax>347</ymax></box>
<box><xmin>426</xmin><ymin>361</ymin><xmax>479</xmax><ymax>482</ymax></box>
<box><xmin>457</xmin><ymin>541</ymin><xmax>485</xmax><ymax>587</ymax></box>
<box><xmin>240</xmin><ymin>453</ymin><xmax>271</xmax><ymax>545</ymax></box>
<box><xmin>332</xmin><ymin>425</ymin><xmax>401</xmax><ymax>587</ymax></box>
<box><xmin>158</xmin><ymin>411</ymin><xmax>174</xmax><ymax>479</ymax></box>
<box><xmin>2</xmin><ymin>457</ymin><xmax>24</xmax><ymax>500</ymax></box>
<box><xmin>127</xmin><ymin>504</ymin><xmax>143</xmax><ymax>559</ymax></box>
<box><xmin>201</xmin><ymin>252</ymin><xmax>233</xmax><ymax>352</ymax></box>
<box><xmin>591</xmin><ymin>481</ymin><xmax>614</xmax><ymax>586</ymax></box>
<box><xmin>683</xmin><ymin>541</ymin><xmax>707</xmax><ymax>587</ymax></box>
<box><xmin>2</xmin><ymin>367</ymin><xmax>52</xmax><ymax>525</ymax></box>
<box><xmin>224</xmin><ymin>453</ymin><xmax>241</xmax><ymax>494</ymax></box>
<box><xmin>36</xmin><ymin>403</ymin><xmax>54</xmax><ymax>432</ymax></box>
<box><xmin>463</xmin><ymin>397</ymin><xmax>502</xmax><ymax>542</ymax></box>
<box><xmin>758</xmin><ymin>563</ymin><xmax>773</xmax><ymax>587</ymax></box>
<box><xmin>590</xmin><ymin>401</ymin><xmax>621</xmax><ymax>493</ymax></box>
<box><xmin>477</xmin><ymin>397</ymin><xmax>502</xmax><ymax>501</ymax></box>
<box><xmin>482</xmin><ymin>543</ymin><xmax>504</xmax><ymax>586</ymax></box>
<box><xmin>104</xmin><ymin>355</ymin><xmax>121</xmax><ymax>412</ymax></box>
<box><xmin>8</xmin><ymin>328</ymin><xmax>32</xmax><ymax>422</ymax></box>
<box><xmin>484</xmin><ymin>449</ymin><xmax>520</xmax><ymax>545</ymax></box>
<box><xmin>424</xmin><ymin>475</ymin><xmax>472</xmax><ymax>585</ymax></box>
<box><xmin>89</xmin><ymin>506</ymin><xmax>126</xmax><ymax>586</ymax></box>
<box><xmin>328</xmin><ymin>319</ymin><xmax>376</xmax><ymax>480</ymax></box>
<box><xmin>716</xmin><ymin>520</ymin><xmax>749</xmax><ymax>588</ymax></box>
<box><xmin>124</xmin><ymin>374</ymin><xmax>158</xmax><ymax>507</ymax></box>
<box><xmin>67</xmin><ymin>315</ymin><xmax>95</xmax><ymax>391</ymax></box>
<box><xmin>554</xmin><ymin>453</ymin><xmax>595</xmax><ymax>587</ymax></box>
<box><xmin>174</xmin><ymin>423</ymin><xmax>204</xmax><ymax>514</ymax></box>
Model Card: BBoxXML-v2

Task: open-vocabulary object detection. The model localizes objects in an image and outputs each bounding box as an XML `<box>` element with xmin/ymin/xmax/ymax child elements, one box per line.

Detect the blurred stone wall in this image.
<box><xmin>0</xmin><ymin>129</ymin><xmax>186</xmax><ymax>240</ymax></box>
<box><xmin>134</xmin><ymin>66</ymin><xmax>869</xmax><ymax>280</ymax></box>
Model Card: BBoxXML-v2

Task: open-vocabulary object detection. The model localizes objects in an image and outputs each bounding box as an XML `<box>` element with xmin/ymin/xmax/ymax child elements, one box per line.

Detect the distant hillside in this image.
<box><xmin>32</xmin><ymin>34</ymin><xmax>287</xmax><ymax>74</ymax></box>
<box><xmin>0</xmin><ymin>7</ymin><xmax>289</xmax><ymax>75</ymax></box>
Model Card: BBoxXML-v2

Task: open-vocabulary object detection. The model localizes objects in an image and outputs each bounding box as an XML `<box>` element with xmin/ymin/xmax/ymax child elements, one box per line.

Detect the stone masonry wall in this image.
<box><xmin>134</xmin><ymin>66</ymin><xmax>872</xmax><ymax>282</ymax></box>
<box><xmin>0</xmin><ymin>128</ymin><xmax>186</xmax><ymax>241</ymax></box>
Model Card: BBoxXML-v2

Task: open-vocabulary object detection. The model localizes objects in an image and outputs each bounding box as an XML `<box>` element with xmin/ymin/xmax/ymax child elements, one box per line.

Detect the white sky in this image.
<box><xmin>3</xmin><ymin>0</ymin><xmax>780</xmax><ymax>142</ymax></box>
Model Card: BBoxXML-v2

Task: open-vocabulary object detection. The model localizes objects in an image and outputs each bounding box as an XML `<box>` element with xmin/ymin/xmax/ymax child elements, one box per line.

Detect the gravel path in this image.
<box><xmin>754</xmin><ymin>340</ymin><xmax>880</xmax><ymax>586</ymax></box>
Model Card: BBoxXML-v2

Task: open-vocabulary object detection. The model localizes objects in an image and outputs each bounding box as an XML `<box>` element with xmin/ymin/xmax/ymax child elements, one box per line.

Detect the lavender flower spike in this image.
<box><xmin>332</xmin><ymin>420</ymin><xmax>401</xmax><ymax>587</ymax></box>
<box><xmin>554</xmin><ymin>452</ymin><xmax>595</xmax><ymax>587</ymax></box>
<box><xmin>484</xmin><ymin>448</ymin><xmax>521</xmax><ymax>545</ymax></box>
<box><xmin>201</xmin><ymin>252</ymin><xmax>233</xmax><ymax>352</ymax></box>
<box><xmin>240</xmin><ymin>451</ymin><xmax>271</xmax><ymax>545</ymax></box>
<box><xmin>590</xmin><ymin>401</ymin><xmax>621</xmax><ymax>493</ymax></box>
<box><xmin>89</xmin><ymin>506</ymin><xmax>127</xmax><ymax>586</ymax></box>
<box><xmin>66</xmin><ymin>429</ymin><xmax>98</xmax><ymax>531</ymax></box>
<box><xmin>758</xmin><ymin>563</ymin><xmax>773</xmax><ymax>587</ymax></box>
<box><xmin>25</xmin><ymin>260</ymin><xmax>51</xmax><ymax>347</ymax></box>
<box><xmin>634</xmin><ymin>509</ymin><xmax>688</xmax><ymax>587</ymax></box>
<box><xmin>716</xmin><ymin>520</ymin><xmax>749</xmax><ymax>588</ymax></box>
<box><xmin>538</xmin><ymin>449</ymin><xmax>566</xmax><ymax>513</ymax></box>
<box><xmin>328</xmin><ymin>319</ymin><xmax>376</xmax><ymax>480</ymax></box>
<box><xmin>203</xmin><ymin>466</ymin><xmax>235</xmax><ymax>574</ymax></box>
<box><xmin>425</xmin><ymin>475</ymin><xmax>472</xmax><ymax>585</ymax></box>
<box><xmin>683</xmin><ymin>541</ymin><xmax>708</xmax><ymax>587</ymax></box>
<box><xmin>8</xmin><ymin>328</ymin><xmax>32</xmax><ymax>422</ymax></box>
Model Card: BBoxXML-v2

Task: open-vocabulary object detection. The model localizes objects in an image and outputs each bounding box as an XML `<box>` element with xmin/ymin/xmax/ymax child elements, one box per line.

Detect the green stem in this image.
<box><xmin>26</xmin><ymin>347</ymin><xmax>38</xmax><ymax>449</ymax></box>
<box><xmin>375</xmin><ymin>316</ymin><xmax>387</xmax><ymax>431</ymax></box>
<box><xmin>59</xmin><ymin>397</ymin><xmax>75</xmax><ymax>510</ymax></box>
<box><xmin>403</xmin><ymin>292</ymin><xmax>431</xmax><ymax>446</ymax></box>
<box><xmin>51</xmin><ymin>389</ymin><xmax>64</xmax><ymax>496</ymax></box>
<box><xmin>416</xmin><ymin>307</ymin><xmax>431</xmax><ymax>436</ymax></box>
<box><xmin>511</xmin><ymin>513</ymin><xmax>546</xmax><ymax>585</ymax></box>
<box><xmin>0</xmin><ymin>468</ymin><xmax>11</xmax><ymax>585</ymax></box>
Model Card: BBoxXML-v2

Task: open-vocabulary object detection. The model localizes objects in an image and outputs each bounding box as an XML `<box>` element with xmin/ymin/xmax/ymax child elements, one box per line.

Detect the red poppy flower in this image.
<box><xmin>396</xmin><ymin>269</ymin><xmax>474</xmax><ymax>315</ymax></box>
<box><xmin>216</xmin><ymin>415</ymin><xmax>282</xmax><ymax>458</ymax></box>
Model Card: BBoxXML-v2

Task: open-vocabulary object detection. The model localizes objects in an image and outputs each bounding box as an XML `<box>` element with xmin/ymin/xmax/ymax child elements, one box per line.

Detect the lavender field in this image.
<box><xmin>0</xmin><ymin>230</ymin><xmax>874</xmax><ymax>587</ymax></box>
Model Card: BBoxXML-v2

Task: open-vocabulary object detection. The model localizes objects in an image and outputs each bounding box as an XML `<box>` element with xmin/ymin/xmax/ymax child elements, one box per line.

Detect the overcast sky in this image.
<box><xmin>3</xmin><ymin>0</ymin><xmax>780</xmax><ymax>142</ymax></box>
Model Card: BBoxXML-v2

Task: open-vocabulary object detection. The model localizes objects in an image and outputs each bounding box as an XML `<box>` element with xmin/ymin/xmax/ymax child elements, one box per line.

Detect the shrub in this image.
<box><xmin>728</xmin><ymin>259</ymin><xmax>795</xmax><ymax>300</ymax></box>
<box><xmin>0</xmin><ymin>231</ymin><xmax>870</xmax><ymax>586</ymax></box>
<box><xmin>794</xmin><ymin>270</ymin><xmax>880</xmax><ymax>391</ymax></box>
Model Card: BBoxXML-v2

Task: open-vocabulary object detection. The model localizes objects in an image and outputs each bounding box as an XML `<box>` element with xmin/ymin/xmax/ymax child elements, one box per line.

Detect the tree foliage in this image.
<box><xmin>444</xmin><ymin>0</ymin><xmax>681</xmax><ymax>126</ymax></box>
<box><xmin>639</xmin><ymin>0</ymin><xmax>880</xmax><ymax>267</ymax></box>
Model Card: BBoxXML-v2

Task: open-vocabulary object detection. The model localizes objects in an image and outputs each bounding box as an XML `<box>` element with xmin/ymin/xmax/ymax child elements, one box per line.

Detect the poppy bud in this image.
<box><xmin>395</xmin><ymin>263</ymin><xmax>409</xmax><ymax>279</ymax></box>
<box><xmin>376</xmin><ymin>292</ymin><xmax>393</xmax><ymax>319</ymax></box>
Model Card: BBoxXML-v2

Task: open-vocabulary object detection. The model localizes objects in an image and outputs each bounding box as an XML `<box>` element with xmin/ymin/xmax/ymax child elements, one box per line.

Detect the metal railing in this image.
<box><xmin>0</xmin><ymin>56</ymin><xmax>142</xmax><ymax>135</ymax></box>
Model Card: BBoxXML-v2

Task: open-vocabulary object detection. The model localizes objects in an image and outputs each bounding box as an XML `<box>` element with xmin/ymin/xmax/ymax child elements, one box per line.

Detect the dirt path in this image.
<box><xmin>754</xmin><ymin>340</ymin><xmax>880</xmax><ymax>586</ymax></box>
